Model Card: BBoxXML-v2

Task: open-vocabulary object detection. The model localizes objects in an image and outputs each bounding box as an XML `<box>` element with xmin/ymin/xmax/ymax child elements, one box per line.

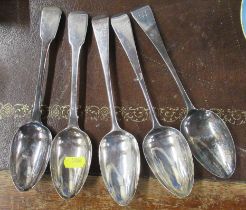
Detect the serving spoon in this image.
<box><xmin>50</xmin><ymin>12</ymin><xmax>92</xmax><ymax>199</ymax></box>
<box><xmin>111</xmin><ymin>14</ymin><xmax>194</xmax><ymax>198</ymax></box>
<box><xmin>92</xmin><ymin>16</ymin><xmax>140</xmax><ymax>206</ymax></box>
<box><xmin>131</xmin><ymin>5</ymin><xmax>236</xmax><ymax>178</ymax></box>
<box><xmin>9</xmin><ymin>7</ymin><xmax>61</xmax><ymax>191</ymax></box>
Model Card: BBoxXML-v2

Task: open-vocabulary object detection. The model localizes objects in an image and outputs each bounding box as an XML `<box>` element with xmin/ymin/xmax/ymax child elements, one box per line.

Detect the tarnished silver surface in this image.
<box><xmin>92</xmin><ymin>16</ymin><xmax>140</xmax><ymax>206</ymax></box>
<box><xmin>9</xmin><ymin>7</ymin><xmax>61</xmax><ymax>191</ymax></box>
<box><xmin>131</xmin><ymin>5</ymin><xmax>236</xmax><ymax>178</ymax></box>
<box><xmin>50</xmin><ymin>12</ymin><xmax>92</xmax><ymax>199</ymax></box>
<box><xmin>111</xmin><ymin>14</ymin><xmax>194</xmax><ymax>198</ymax></box>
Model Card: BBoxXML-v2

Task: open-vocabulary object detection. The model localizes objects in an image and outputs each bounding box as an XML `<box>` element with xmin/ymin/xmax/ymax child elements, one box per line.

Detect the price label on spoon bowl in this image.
<box><xmin>241</xmin><ymin>0</ymin><xmax>246</xmax><ymax>38</ymax></box>
<box><xmin>64</xmin><ymin>156</ymin><xmax>86</xmax><ymax>168</ymax></box>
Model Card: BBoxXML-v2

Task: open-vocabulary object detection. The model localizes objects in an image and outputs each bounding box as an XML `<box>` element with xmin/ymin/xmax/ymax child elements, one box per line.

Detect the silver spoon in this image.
<box><xmin>50</xmin><ymin>12</ymin><xmax>92</xmax><ymax>199</ymax></box>
<box><xmin>111</xmin><ymin>14</ymin><xmax>194</xmax><ymax>198</ymax></box>
<box><xmin>131</xmin><ymin>5</ymin><xmax>236</xmax><ymax>178</ymax></box>
<box><xmin>9</xmin><ymin>7</ymin><xmax>61</xmax><ymax>191</ymax></box>
<box><xmin>92</xmin><ymin>16</ymin><xmax>140</xmax><ymax>206</ymax></box>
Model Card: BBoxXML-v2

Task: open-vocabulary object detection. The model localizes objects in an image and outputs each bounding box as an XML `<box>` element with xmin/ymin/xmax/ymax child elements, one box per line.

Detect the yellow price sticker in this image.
<box><xmin>64</xmin><ymin>156</ymin><xmax>86</xmax><ymax>168</ymax></box>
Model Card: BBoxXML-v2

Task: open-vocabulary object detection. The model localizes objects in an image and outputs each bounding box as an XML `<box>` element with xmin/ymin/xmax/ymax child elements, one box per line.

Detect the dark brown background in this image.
<box><xmin>0</xmin><ymin>0</ymin><xmax>245</xmax><ymax>181</ymax></box>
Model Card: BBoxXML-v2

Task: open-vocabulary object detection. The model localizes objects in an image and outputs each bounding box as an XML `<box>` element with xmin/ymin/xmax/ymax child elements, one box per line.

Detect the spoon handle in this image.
<box><xmin>131</xmin><ymin>6</ymin><xmax>195</xmax><ymax>111</ymax></box>
<box><xmin>32</xmin><ymin>7</ymin><xmax>62</xmax><ymax>122</ymax></box>
<box><xmin>68</xmin><ymin>12</ymin><xmax>88</xmax><ymax>127</ymax></box>
<box><xmin>92</xmin><ymin>16</ymin><xmax>120</xmax><ymax>131</ymax></box>
<box><xmin>111</xmin><ymin>14</ymin><xmax>161</xmax><ymax>128</ymax></box>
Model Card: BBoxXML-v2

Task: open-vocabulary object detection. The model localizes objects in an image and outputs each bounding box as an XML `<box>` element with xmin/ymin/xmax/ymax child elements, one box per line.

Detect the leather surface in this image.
<box><xmin>0</xmin><ymin>0</ymin><xmax>245</xmax><ymax>180</ymax></box>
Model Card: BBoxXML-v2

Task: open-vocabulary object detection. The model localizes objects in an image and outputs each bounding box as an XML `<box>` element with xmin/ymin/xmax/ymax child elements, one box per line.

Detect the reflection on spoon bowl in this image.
<box><xmin>143</xmin><ymin>126</ymin><xmax>194</xmax><ymax>198</ymax></box>
<box><xmin>10</xmin><ymin>121</ymin><xmax>52</xmax><ymax>191</ymax></box>
<box><xmin>181</xmin><ymin>109</ymin><xmax>236</xmax><ymax>178</ymax></box>
<box><xmin>50</xmin><ymin>127</ymin><xmax>92</xmax><ymax>199</ymax></box>
<box><xmin>99</xmin><ymin>129</ymin><xmax>140</xmax><ymax>206</ymax></box>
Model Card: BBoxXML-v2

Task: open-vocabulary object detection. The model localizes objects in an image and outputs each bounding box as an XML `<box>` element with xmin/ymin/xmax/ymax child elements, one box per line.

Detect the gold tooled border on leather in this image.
<box><xmin>0</xmin><ymin>103</ymin><xmax>245</xmax><ymax>125</ymax></box>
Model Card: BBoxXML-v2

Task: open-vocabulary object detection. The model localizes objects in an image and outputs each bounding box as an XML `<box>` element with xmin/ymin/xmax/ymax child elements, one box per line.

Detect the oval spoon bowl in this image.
<box><xmin>143</xmin><ymin>126</ymin><xmax>194</xmax><ymax>198</ymax></box>
<box><xmin>181</xmin><ymin>109</ymin><xmax>236</xmax><ymax>178</ymax></box>
<box><xmin>10</xmin><ymin>121</ymin><xmax>52</xmax><ymax>191</ymax></box>
<box><xmin>99</xmin><ymin>130</ymin><xmax>140</xmax><ymax>206</ymax></box>
<box><xmin>50</xmin><ymin>127</ymin><xmax>92</xmax><ymax>199</ymax></box>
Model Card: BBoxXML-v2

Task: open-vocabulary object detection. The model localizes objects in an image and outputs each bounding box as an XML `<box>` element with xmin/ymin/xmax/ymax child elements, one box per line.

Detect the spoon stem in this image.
<box><xmin>68</xmin><ymin>45</ymin><xmax>81</xmax><ymax>127</ymax></box>
<box><xmin>31</xmin><ymin>41</ymin><xmax>50</xmax><ymax>122</ymax></box>
<box><xmin>131</xmin><ymin>6</ymin><xmax>195</xmax><ymax>111</ymax></box>
<box><xmin>137</xmin><ymin>71</ymin><xmax>161</xmax><ymax>129</ymax></box>
<box><xmin>149</xmin><ymin>31</ymin><xmax>195</xmax><ymax>111</ymax></box>
<box><xmin>111</xmin><ymin>14</ymin><xmax>161</xmax><ymax>129</ymax></box>
<box><xmin>164</xmin><ymin>59</ymin><xmax>195</xmax><ymax>111</ymax></box>
<box><xmin>92</xmin><ymin>16</ymin><xmax>120</xmax><ymax>131</ymax></box>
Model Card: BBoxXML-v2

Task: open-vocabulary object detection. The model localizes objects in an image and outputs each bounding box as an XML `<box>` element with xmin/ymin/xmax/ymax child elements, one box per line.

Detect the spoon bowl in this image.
<box><xmin>181</xmin><ymin>109</ymin><xmax>236</xmax><ymax>178</ymax></box>
<box><xmin>50</xmin><ymin>126</ymin><xmax>92</xmax><ymax>199</ymax></box>
<box><xmin>10</xmin><ymin>121</ymin><xmax>52</xmax><ymax>191</ymax></box>
<box><xmin>99</xmin><ymin>129</ymin><xmax>140</xmax><ymax>206</ymax></box>
<box><xmin>143</xmin><ymin>126</ymin><xmax>194</xmax><ymax>197</ymax></box>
